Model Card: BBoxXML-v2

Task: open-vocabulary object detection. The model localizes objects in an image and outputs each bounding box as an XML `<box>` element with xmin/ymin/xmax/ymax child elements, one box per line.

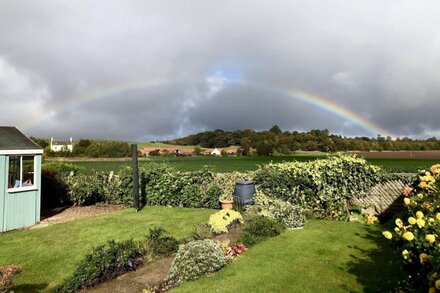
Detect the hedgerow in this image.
<box><xmin>253</xmin><ymin>155</ymin><xmax>386</xmax><ymax>219</ymax></box>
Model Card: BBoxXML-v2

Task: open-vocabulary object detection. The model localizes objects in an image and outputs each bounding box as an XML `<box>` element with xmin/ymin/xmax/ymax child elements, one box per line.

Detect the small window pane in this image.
<box><xmin>22</xmin><ymin>156</ymin><xmax>34</xmax><ymax>186</ymax></box>
<box><xmin>8</xmin><ymin>156</ymin><xmax>20</xmax><ymax>188</ymax></box>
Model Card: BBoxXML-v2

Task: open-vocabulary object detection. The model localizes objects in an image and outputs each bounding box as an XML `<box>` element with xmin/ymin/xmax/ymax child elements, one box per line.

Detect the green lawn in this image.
<box><xmin>0</xmin><ymin>206</ymin><xmax>213</xmax><ymax>292</ymax></box>
<box><xmin>174</xmin><ymin>220</ymin><xmax>403</xmax><ymax>293</ymax></box>
<box><xmin>69</xmin><ymin>155</ymin><xmax>438</xmax><ymax>173</ymax></box>
<box><xmin>0</xmin><ymin>208</ymin><xmax>402</xmax><ymax>292</ymax></box>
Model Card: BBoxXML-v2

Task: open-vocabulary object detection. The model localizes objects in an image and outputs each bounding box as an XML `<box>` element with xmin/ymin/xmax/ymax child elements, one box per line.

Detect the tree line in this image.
<box><xmin>164</xmin><ymin>125</ymin><xmax>440</xmax><ymax>155</ymax></box>
<box><xmin>31</xmin><ymin>138</ymin><xmax>131</xmax><ymax>157</ymax></box>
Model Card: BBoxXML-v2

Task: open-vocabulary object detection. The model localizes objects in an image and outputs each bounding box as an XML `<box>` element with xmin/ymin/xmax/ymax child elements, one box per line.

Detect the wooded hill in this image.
<box><xmin>164</xmin><ymin>125</ymin><xmax>440</xmax><ymax>155</ymax></box>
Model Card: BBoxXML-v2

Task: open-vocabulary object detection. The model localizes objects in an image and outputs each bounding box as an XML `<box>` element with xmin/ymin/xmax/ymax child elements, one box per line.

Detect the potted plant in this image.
<box><xmin>219</xmin><ymin>194</ymin><xmax>234</xmax><ymax>209</ymax></box>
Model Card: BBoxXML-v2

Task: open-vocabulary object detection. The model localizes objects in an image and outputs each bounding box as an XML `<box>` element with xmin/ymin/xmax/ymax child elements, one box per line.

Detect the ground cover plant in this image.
<box><xmin>0</xmin><ymin>206</ymin><xmax>213</xmax><ymax>292</ymax></box>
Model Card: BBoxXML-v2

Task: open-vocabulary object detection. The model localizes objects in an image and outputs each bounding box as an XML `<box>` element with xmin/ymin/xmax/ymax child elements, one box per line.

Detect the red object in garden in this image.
<box><xmin>229</xmin><ymin>244</ymin><xmax>248</xmax><ymax>256</ymax></box>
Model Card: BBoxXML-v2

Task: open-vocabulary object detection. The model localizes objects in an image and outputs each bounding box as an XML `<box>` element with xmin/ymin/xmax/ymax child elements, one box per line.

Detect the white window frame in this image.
<box><xmin>7</xmin><ymin>155</ymin><xmax>37</xmax><ymax>193</ymax></box>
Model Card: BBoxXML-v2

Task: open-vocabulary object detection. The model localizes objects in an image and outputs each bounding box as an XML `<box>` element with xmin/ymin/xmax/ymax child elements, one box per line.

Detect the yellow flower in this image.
<box><xmin>417</xmin><ymin>193</ymin><xmax>424</xmax><ymax>199</ymax></box>
<box><xmin>436</xmin><ymin>213</ymin><xmax>440</xmax><ymax>221</ymax></box>
<box><xmin>416</xmin><ymin>218</ymin><xmax>426</xmax><ymax>228</ymax></box>
<box><xmin>403</xmin><ymin>231</ymin><xmax>415</xmax><ymax>241</ymax></box>
<box><xmin>436</xmin><ymin>279</ymin><xmax>440</xmax><ymax>290</ymax></box>
<box><xmin>395</xmin><ymin>218</ymin><xmax>403</xmax><ymax>228</ymax></box>
<box><xmin>416</xmin><ymin>211</ymin><xmax>424</xmax><ymax>219</ymax></box>
<box><xmin>408</xmin><ymin>217</ymin><xmax>417</xmax><ymax>225</ymax></box>
<box><xmin>382</xmin><ymin>231</ymin><xmax>392</xmax><ymax>240</ymax></box>
<box><xmin>404</xmin><ymin>198</ymin><xmax>411</xmax><ymax>205</ymax></box>
<box><xmin>394</xmin><ymin>227</ymin><xmax>400</xmax><ymax>233</ymax></box>
<box><xmin>426</xmin><ymin>234</ymin><xmax>436</xmax><ymax>244</ymax></box>
<box><xmin>402</xmin><ymin>249</ymin><xmax>410</xmax><ymax>260</ymax></box>
<box><xmin>429</xmin><ymin>218</ymin><xmax>435</xmax><ymax>224</ymax></box>
<box><xmin>426</xmin><ymin>171</ymin><xmax>432</xmax><ymax>176</ymax></box>
<box><xmin>420</xmin><ymin>181</ymin><xmax>429</xmax><ymax>189</ymax></box>
<box><xmin>429</xmin><ymin>287</ymin><xmax>436</xmax><ymax>293</ymax></box>
<box><xmin>420</xmin><ymin>253</ymin><xmax>433</xmax><ymax>264</ymax></box>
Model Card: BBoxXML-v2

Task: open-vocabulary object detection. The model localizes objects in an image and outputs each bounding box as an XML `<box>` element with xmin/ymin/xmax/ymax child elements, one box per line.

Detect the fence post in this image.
<box><xmin>132</xmin><ymin>144</ymin><xmax>139</xmax><ymax>211</ymax></box>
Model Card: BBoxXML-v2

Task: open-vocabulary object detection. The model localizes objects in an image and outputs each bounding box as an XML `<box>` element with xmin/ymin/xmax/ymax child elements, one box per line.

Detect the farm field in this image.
<box><xmin>0</xmin><ymin>207</ymin><xmax>402</xmax><ymax>292</ymax></box>
<box><xmin>59</xmin><ymin>155</ymin><xmax>439</xmax><ymax>173</ymax></box>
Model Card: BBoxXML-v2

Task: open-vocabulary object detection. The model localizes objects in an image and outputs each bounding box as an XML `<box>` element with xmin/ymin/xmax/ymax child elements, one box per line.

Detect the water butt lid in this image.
<box><xmin>236</xmin><ymin>180</ymin><xmax>254</xmax><ymax>186</ymax></box>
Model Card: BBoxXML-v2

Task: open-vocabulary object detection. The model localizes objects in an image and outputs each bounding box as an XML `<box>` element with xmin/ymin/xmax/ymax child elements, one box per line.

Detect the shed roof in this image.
<box><xmin>0</xmin><ymin>127</ymin><xmax>42</xmax><ymax>152</ymax></box>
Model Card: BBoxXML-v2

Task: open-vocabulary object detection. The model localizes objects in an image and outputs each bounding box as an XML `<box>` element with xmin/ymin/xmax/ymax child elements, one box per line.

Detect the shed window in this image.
<box><xmin>8</xmin><ymin>155</ymin><xmax>35</xmax><ymax>190</ymax></box>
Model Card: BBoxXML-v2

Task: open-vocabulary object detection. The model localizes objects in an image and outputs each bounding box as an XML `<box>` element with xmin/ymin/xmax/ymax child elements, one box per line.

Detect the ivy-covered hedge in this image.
<box><xmin>254</xmin><ymin>155</ymin><xmax>386</xmax><ymax>219</ymax></box>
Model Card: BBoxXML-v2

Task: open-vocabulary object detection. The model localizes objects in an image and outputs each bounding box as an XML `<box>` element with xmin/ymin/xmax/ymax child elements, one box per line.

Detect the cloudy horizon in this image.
<box><xmin>1</xmin><ymin>1</ymin><xmax>440</xmax><ymax>141</ymax></box>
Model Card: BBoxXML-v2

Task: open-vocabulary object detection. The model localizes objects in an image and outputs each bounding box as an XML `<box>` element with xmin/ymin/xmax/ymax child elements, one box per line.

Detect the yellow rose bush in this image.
<box><xmin>383</xmin><ymin>165</ymin><xmax>440</xmax><ymax>291</ymax></box>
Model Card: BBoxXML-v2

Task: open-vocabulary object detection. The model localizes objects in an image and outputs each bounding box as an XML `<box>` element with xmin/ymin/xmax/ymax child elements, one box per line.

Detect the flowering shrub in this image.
<box><xmin>382</xmin><ymin>164</ymin><xmax>440</xmax><ymax>291</ymax></box>
<box><xmin>165</xmin><ymin>240</ymin><xmax>230</xmax><ymax>287</ymax></box>
<box><xmin>246</xmin><ymin>192</ymin><xmax>305</xmax><ymax>229</ymax></box>
<box><xmin>254</xmin><ymin>155</ymin><xmax>385</xmax><ymax>219</ymax></box>
<box><xmin>0</xmin><ymin>265</ymin><xmax>21</xmax><ymax>293</ymax></box>
<box><xmin>208</xmin><ymin>209</ymin><xmax>244</xmax><ymax>234</ymax></box>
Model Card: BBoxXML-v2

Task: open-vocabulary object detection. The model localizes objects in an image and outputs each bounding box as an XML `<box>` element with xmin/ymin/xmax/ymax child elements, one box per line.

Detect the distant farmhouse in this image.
<box><xmin>141</xmin><ymin>146</ymin><xmax>239</xmax><ymax>156</ymax></box>
<box><xmin>50</xmin><ymin>137</ymin><xmax>73</xmax><ymax>152</ymax></box>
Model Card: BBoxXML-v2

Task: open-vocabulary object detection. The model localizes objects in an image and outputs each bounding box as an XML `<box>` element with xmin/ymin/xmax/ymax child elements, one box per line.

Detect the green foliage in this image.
<box><xmin>42</xmin><ymin>162</ymin><xmax>82</xmax><ymax>176</ymax></box>
<box><xmin>145</xmin><ymin>227</ymin><xmax>179</xmax><ymax>258</ymax></box>
<box><xmin>165</xmin><ymin>240</ymin><xmax>230</xmax><ymax>287</ymax></box>
<box><xmin>238</xmin><ymin>216</ymin><xmax>286</xmax><ymax>247</ymax></box>
<box><xmin>254</xmin><ymin>155</ymin><xmax>385</xmax><ymax>219</ymax></box>
<box><xmin>208</xmin><ymin>209</ymin><xmax>244</xmax><ymax>234</ymax></box>
<box><xmin>247</xmin><ymin>192</ymin><xmax>305</xmax><ymax>229</ymax></box>
<box><xmin>141</xmin><ymin>164</ymin><xmax>218</xmax><ymax>208</ymax></box>
<box><xmin>54</xmin><ymin>240</ymin><xmax>143</xmax><ymax>293</ymax></box>
<box><xmin>382</xmin><ymin>164</ymin><xmax>440</xmax><ymax>291</ymax></box>
<box><xmin>71</xmin><ymin>139</ymin><xmax>130</xmax><ymax>157</ymax></box>
<box><xmin>213</xmin><ymin>172</ymin><xmax>246</xmax><ymax>201</ymax></box>
<box><xmin>192</xmin><ymin>224</ymin><xmax>214</xmax><ymax>240</ymax></box>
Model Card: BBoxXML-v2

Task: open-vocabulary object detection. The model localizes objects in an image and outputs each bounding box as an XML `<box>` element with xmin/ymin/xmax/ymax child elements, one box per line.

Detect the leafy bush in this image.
<box><xmin>247</xmin><ymin>192</ymin><xmax>305</xmax><ymax>229</ymax></box>
<box><xmin>41</xmin><ymin>169</ymin><xmax>71</xmax><ymax>208</ymax></box>
<box><xmin>382</xmin><ymin>164</ymin><xmax>440</xmax><ymax>291</ymax></box>
<box><xmin>192</xmin><ymin>224</ymin><xmax>214</xmax><ymax>240</ymax></box>
<box><xmin>0</xmin><ymin>265</ymin><xmax>21</xmax><ymax>293</ymax></box>
<box><xmin>165</xmin><ymin>240</ymin><xmax>230</xmax><ymax>287</ymax></box>
<box><xmin>238</xmin><ymin>216</ymin><xmax>286</xmax><ymax>247</ymax></box>
<box><xmin>42</xmin><ymin>162</ymin><xmax>82</xmax><ymax>176</ymax></box>
<box><xmin>145</xmin><ymin>227</ymin><xmax>179</xmax><ymax>258</ymax></box>
<box><xmin>54</xmin><ymin>240</ymin><xmax>143</xmax><ymax>293</ymax></box>
<box><xmin>208</xmin><ymin>209</ymin><xmax>244</xmax><ymax>234</ymax></box>
<box><xmin>254</xmin><ymin>155</ymin><xmax>385</xmax><ymax>219</ymax></box>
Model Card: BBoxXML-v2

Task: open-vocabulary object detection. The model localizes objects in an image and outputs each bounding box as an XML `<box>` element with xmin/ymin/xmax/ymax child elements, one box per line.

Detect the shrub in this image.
<box><xmin>0</xmin><ymin>265</ymin><xmax>21</xmax><ymax>293</ymax></box>
<box><xmin>41</xmin><ymin>169</ymin><xmax>71</xmax><ymax>208</ymax></box>
<box><xmin>145</xmin><ymin>227</ymin><xmax>179</xmax><ymax>258</ymax></box>
<box><xmin>254</xmin><ymin>155</ymin><xmax>385</xmax><ymax>219</ymax></box>
<box><xmin>208</xmin><ymin>209</ymin><xmax>244</xmax><ymax>234</ymax></box>
<box><xmin>54</xmin><ymin>240</ymin><xmax>143</xmax><ymax>293</ymax></box>
<box><xmin>238</xmin><ymin>216</ymin><xmax>286</xmax><ymax>247</ymax></box>
<box><xmin>192</xmin><ymin>224</ymin><xmax>214</xmax><ymax>240</ymax></box>
<box><xmin>247</xmin><ymin>192</ymin><xmax>305</xmax><ymax>229</ymax></box>
<box><xmin>165</xmin><ymin>240</ymin><xmax>230</xmax><ymax>287</ymax></box>
<box><xmin>382</xmin><ymin>164</ymin><xmax>440</xmax><ymax>291</ymax></box>
<box><xmin>42</xmin><ymin>162</ymin><xmax>82</xmax><ymax>176</ymax></box>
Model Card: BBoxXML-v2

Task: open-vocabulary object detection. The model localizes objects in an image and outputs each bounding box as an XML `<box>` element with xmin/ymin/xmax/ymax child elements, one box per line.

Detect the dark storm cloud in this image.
<box><xmin>1</xmin><ymin>0</ymin><xmax>440</xmax><ymax>140</ymax></box>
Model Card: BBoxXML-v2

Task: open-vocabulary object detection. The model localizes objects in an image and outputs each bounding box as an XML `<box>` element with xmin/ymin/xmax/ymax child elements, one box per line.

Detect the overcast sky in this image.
<box><xmin>1</xmin><ymin>1</ymin><xmax>440</xmax><ymax>141</ymax></box>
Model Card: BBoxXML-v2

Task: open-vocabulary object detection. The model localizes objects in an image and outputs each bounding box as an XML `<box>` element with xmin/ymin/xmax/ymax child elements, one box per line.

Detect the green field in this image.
<box><xmin>64</xmin><ymin>155</ymin><xmax>439</xmax><ymax>173</ymax></box>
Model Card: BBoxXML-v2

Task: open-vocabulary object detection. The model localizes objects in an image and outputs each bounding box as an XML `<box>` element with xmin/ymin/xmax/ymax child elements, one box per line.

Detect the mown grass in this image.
<box><xmin>174</xmin><ymin>220</ymin><xmax>403</xmax><ymax>293</ymax></box>
<box><xmin>0</xmin><ymin>206</ymin><xmax>214</xmax><ymax>292</ymax></box>
<box><xmin>1</xmin><ymin>210</ymin><xmax>403</xmax><ymax>292</ymax></box>
<box><xmin>69</xmin><ymin>155</ymin><xmax>438</xmax><ymax>173</ymax></box>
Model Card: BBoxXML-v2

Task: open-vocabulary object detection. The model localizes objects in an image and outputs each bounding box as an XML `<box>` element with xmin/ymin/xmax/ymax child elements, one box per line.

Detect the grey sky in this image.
<box><xmin>1</xmin><ymin>1</ymin><xmax>439</xmax><ymax>141</ymax></box>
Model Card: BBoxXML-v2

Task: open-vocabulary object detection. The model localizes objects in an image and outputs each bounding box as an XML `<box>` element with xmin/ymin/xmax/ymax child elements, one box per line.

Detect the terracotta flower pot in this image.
<box><xmin>219</xmin><ymin>199</ymin><xmax>234</xmax><ymax>209</ymax></box>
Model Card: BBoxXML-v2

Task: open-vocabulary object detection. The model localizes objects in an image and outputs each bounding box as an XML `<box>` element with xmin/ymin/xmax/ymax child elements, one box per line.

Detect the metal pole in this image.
<box><xmin>132</xmin><ymin>144</ymin><xmax>139</xmax><ymax>211</ymax></box>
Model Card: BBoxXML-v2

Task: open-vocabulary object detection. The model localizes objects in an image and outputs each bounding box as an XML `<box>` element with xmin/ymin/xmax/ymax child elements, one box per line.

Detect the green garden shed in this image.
<box><xmin>0</xmin><ymin>127</ymin><xmax>43</xmax><ymax>232</ymax></box>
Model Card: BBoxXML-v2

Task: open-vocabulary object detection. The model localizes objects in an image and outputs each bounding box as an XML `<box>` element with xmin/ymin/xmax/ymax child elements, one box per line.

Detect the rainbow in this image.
<box><xmin>281</xmin><ymin>89</ymin><xmax>390</xmax><ymax>137</ymax></box>
<box><xmin>22</xmin><ymin>80</ymin><xmax>390</xmax><ymax>137</ymax></box>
